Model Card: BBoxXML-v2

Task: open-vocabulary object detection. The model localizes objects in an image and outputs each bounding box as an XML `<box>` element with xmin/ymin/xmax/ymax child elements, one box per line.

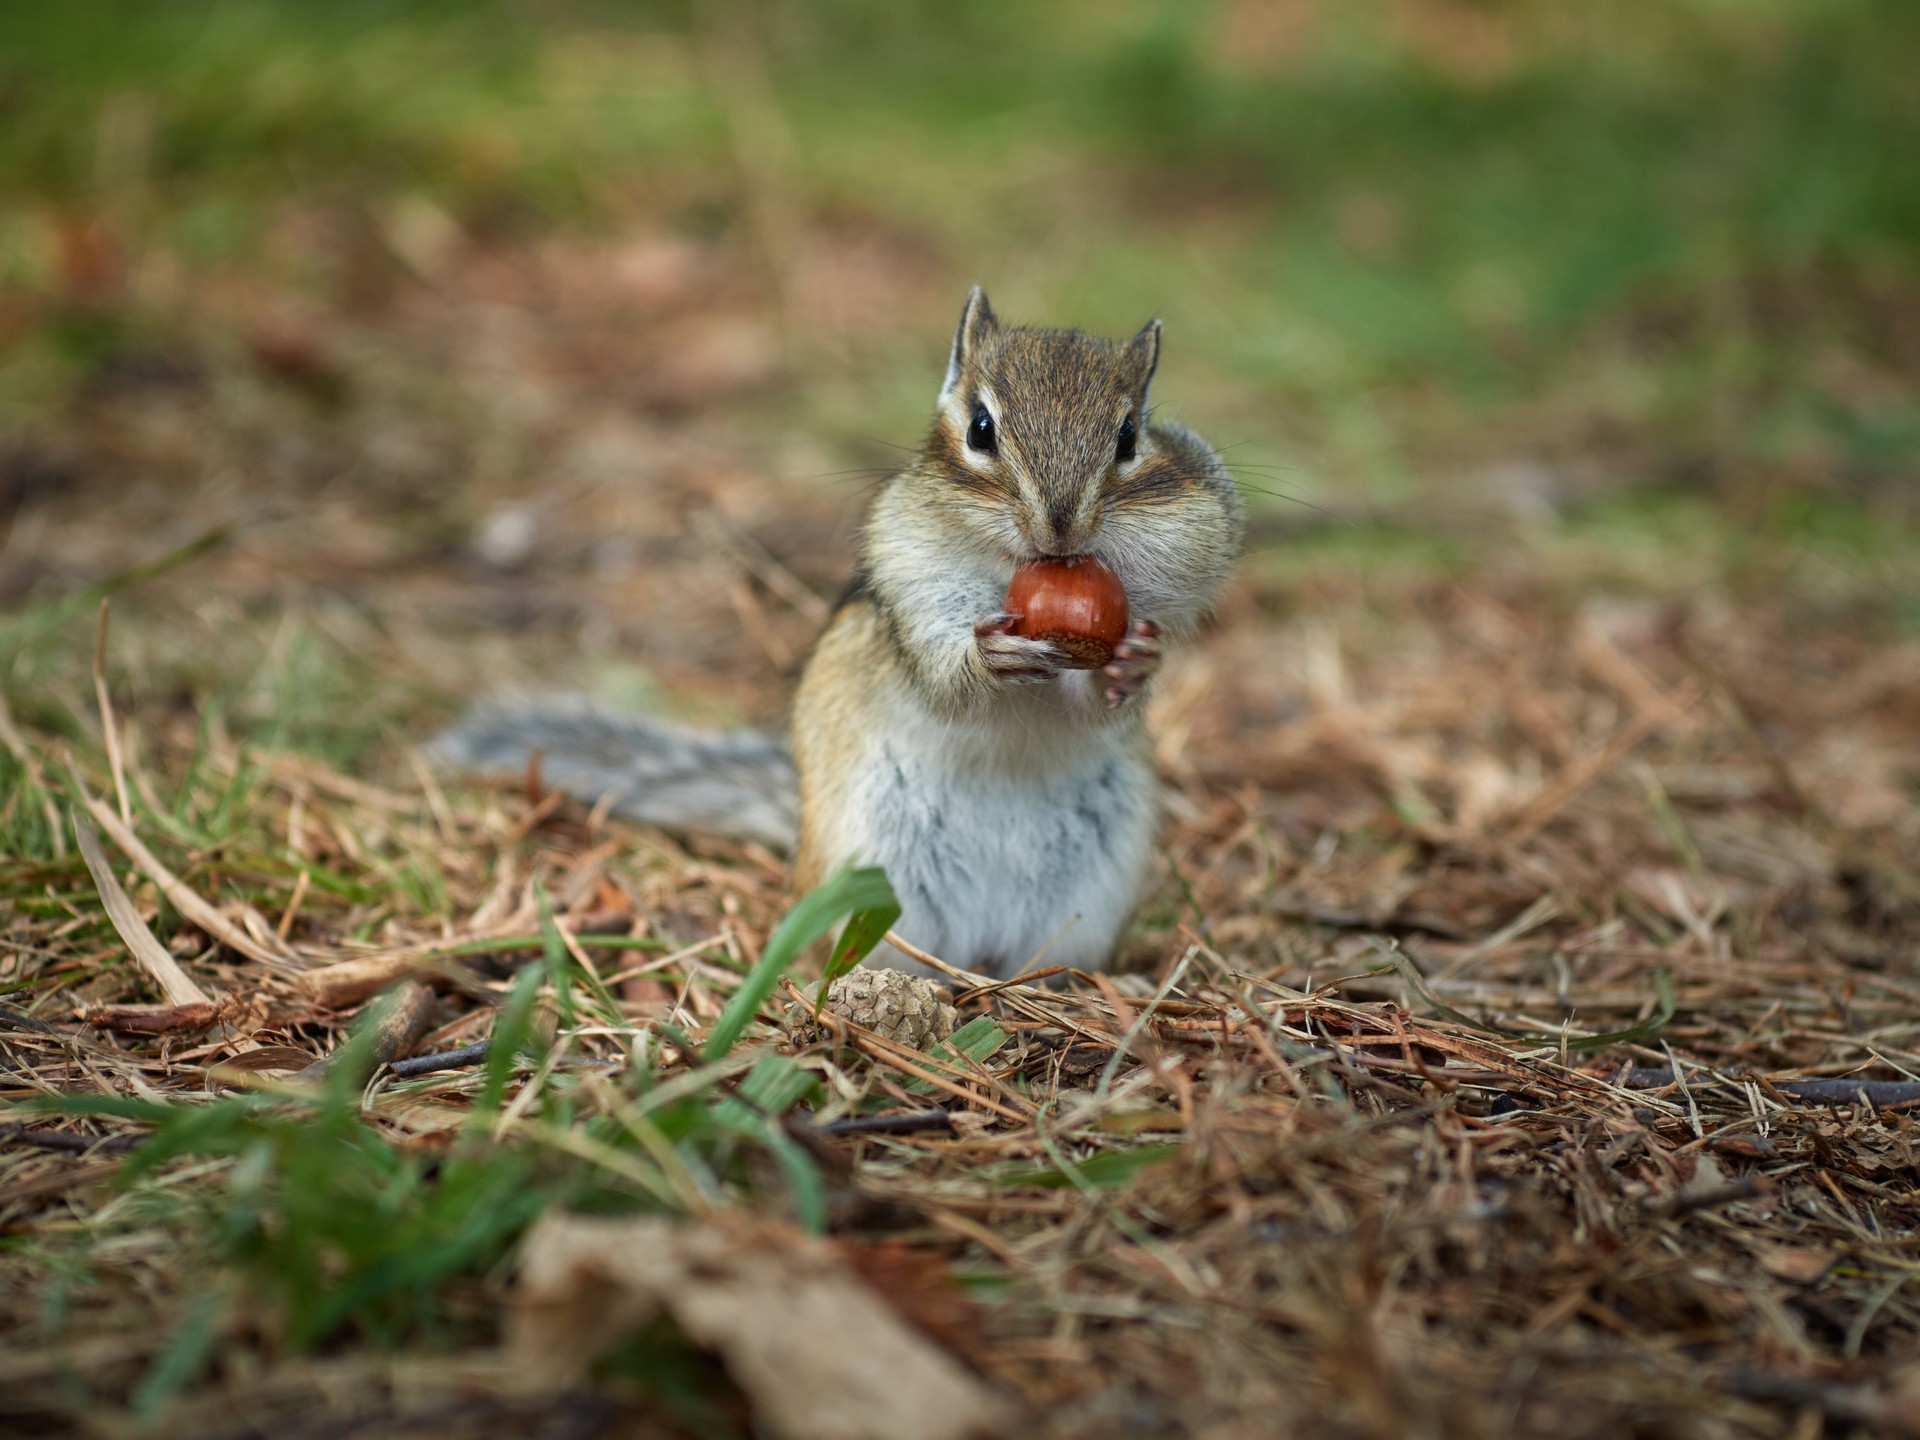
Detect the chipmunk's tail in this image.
<box><xmin>431</xmin><ymin>698</ymin><xmax>797</xmax><ymax>849</ymax></box>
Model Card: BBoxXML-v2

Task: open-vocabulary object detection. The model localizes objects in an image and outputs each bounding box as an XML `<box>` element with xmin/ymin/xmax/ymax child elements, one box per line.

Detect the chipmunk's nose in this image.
<box><xmin>1018</xmin><ymin>485</ymin><xmax>1100</xmax><ymax>558</ymax></box>
<box><xmin>1034</xmin><ymin>494</ymin><xmax>1103</xmax><ymax>553</ymax></box>
<box><xmin>1044</xmin><ymin>497</ymin><xmax>1078</xmax><ymax>548</ymax></box>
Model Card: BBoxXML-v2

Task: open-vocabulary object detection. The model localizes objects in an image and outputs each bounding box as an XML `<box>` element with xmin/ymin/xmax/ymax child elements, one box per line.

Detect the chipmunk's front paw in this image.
<box><xmin>974</xmin><ymin>612</ymin><xmax>1071</xmax><ymax>685</ymax></box>
<box><xmin>1102</xmin><ymin>619</ymin><xmax>1162</xmax><ymax>707</ymax></box>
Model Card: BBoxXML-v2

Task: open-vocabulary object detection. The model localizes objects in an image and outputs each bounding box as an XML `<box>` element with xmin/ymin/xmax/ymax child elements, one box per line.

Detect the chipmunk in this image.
<box><xmin>438</xmin><ymin>289</ymin><xmax>1242</xmax><ymax>977</ymax></box>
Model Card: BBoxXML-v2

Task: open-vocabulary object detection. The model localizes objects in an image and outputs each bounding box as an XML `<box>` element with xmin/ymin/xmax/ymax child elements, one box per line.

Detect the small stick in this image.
<box><xmin>971</xmin><ymin>966</ymin><xmax>1069</xmax><ymax>996</ymax></box>
<box><xmin>0</xmin><ymin>1125</ymin><xmax>144</xmax><ymax>1156</ymax></box>
<box><xmin>276</xmin><ymin>868</ymin><xmax>310</xmax><ymax>942</ymax></box>
<box><xmin>1618</xmin><ymin>1067</ymin><xmax>1920</xmax><ymax>1108</ymax></box>
<box><xmin>882</xmin><ymin>930</ymin><xmax>989</xmax><ymax>988</ymax></box>
<box><xmin>1774</xmin><ymin>1078</ymin><xmax>1920</xmax><ymax>1108</ymax></box>
<box><xmin>0</xmin><ymin>1007</ymin><xmax>60</xmax><ymax>1037</ymax></box>
<box><xmin>816</xmin><ymin>1110</ymin><xmax>955</xmax><ymax>1138</ymax></box>
<box><xmin>86</xmin><ymin>1001</ymin><xmax>227</xmax><ymax>1035</ymax></box>
<box><xmin>380</xmin><ymin>1039</ymin><xmax>621</xmax><ymax>1081</ymax></box>
<box><xmin>391</xmin><ymin>1041</ymin><xmax>492</xmax><ymax>1078</ymax></box>
<box><xmin>1646</xmin><ymin>1176</ymin><xmax>1765</xmax><ymax>1219</ymax></box>
<box><xmin>294</xmin><ymin>980</ymin><xmax>437</xmax><ymax>1083</ymax></box>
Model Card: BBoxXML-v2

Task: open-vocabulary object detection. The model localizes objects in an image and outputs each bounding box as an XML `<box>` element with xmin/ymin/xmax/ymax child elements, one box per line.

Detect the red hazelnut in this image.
<box><xmin>1004</xmin><ymin>556</ymin><xmax>1130</xmax><ymax>669</ymax></box>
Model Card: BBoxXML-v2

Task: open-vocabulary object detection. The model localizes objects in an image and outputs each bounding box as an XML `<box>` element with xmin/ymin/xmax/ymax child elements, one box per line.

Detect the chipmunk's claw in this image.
<box><xmin>975</xmin><ymin>612</ymin><xmax>1073</xmax><ymax>685</ymax></box>
<box><xmin>1102</xmin><ymin>619</ymin><xmax>1163</xmax><ymax>707</ymax></box>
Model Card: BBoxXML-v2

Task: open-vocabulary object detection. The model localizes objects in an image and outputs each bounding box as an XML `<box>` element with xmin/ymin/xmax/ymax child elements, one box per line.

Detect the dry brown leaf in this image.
<box><xmin>509</xmin><ymin>1212</ymin><xmax>1011</xmax><ymax>1440</ymax></box>
<box><xmin>72</xmin><ymin>811</ymin><xmax>211</xmax><ymax>1009</ymax></box>
<box><xmin>83</xmin><ymin>1000</ymin><xmax>231</xmax><ymax>1035</ymax></box>
<box><xmin>834</xmin><ymin>1238</ymin><xmax>992</xmax><ymax>1369</ymax></box>
<box><xmin>71</xmin><ymin>782</ymin><xmax>299</xmax><ymax>973</ymax></box>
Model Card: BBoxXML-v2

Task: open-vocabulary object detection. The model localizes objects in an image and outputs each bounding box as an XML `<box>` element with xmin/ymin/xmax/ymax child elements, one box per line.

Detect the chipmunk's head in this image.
<box><xmin>927</xmin><ymin>287</ymin><xmax>1173</xmax><ymax>560</ymax></box>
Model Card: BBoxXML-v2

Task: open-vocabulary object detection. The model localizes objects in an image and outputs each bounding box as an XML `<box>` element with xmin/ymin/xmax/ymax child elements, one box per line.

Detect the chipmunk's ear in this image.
<box><xmin>940</xmin><ymin>286</ymin><xmax>999</xmax><ymax>403</ymax></box>
<box><xmin>1126</xmin><ymin>318</ymin><xmax>1162</xmax><ymax>404</ymax></box>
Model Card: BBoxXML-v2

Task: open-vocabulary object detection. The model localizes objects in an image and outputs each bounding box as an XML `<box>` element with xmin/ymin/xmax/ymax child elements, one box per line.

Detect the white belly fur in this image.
<box><xmin>825</xmin><ymin>681</ymin><xmax>1157</xmax><ymax>978</ymax></box>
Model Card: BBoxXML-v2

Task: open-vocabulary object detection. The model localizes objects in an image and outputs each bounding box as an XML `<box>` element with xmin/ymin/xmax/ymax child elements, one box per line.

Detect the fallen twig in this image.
<box><xmin>295</xmin><ymin>980</ymin><xmax>438</xmax><ymax>1083</ymax></box>
<box><xmin>0</xmin><ymin>1125</ymin><xmax>144</xmax><ymax>1156</ymax></box>
<box><xmin>0</xmin><ymin>1007</ymin><xmax>61</xmax><ymax>1037</ymax></box>
<box><xmin>815</xmin><ymin>1109</ymin><xmax>955</xmax><ymax>1138</ymax></box>
<box><xmin>391</xmin><ymin>1041</ymin><xmax>492</xmax><ymax>1078</ymax></box>
<box><xmin>1620</xmin><ymin>1067</ymin><xmax>1920</xmax><ymax>1108</ymax></box>
<box><xmin>1647</xmin><ymin>1177</ymin><xmax>1767</xmax><ymax>1219</ymax></box>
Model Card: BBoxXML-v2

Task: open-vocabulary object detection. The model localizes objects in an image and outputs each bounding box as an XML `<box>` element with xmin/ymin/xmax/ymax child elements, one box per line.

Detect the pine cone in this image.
<box><xmin>791</xmin><ymin>968</ymin><xmax>959</xmax><ymax>1051</ymax></box>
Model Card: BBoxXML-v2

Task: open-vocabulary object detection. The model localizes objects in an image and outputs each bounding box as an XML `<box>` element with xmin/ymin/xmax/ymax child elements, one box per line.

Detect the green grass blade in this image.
<box><xmin>1</xmin><ymin>524</ymin><xmax>233</xmax><ymax>664</ymax></box>
<box><xmin>132</xmin><ymin>1286</ymin><xmax>229</xmax><ymax>1425</ymax></box>
<box><xmin>760</xmin><ymin>1125</ymin><xmax>827</xmax><ymax>1234</ymax></box>
<box><xmin>535</xmin><ymin>884</ymin><xmax>576</xmax><ymax>1034</ymax></box>
<box><xmin>1369</xmin><ymin>938</ymin><xmax>1519</xmax><ymax>1038</ymax></box>
<box><xmin>817</xmin><ymin>876</ymin><xmax>904</xmax><ymax>996</ymax></box>
<box><xmin>734</xmin><ymin>1053</ymin><xmax>820</xmax><ymax>1117</ymax></box>
<box><xmin>928</xmin><ymin>1015</ymin><xmax>1008</xmax><ymax>1067</ymax></box>
<box><xmin>704</xmin><ymin>865</ymin><xmax>899</xmax><ymax>1061</ymax></box>
<box><xmin>900</xmin><ymin>1015</ymin><xmax>1008</xmax><ymax>1096</ymax></box>
<box><xmin>1558</xmin><ymin>968</ymin><xmax>1677</xmax><ymax>1053</ymax></box>
<box><xmin>994</xmin><ymin>1142</ymin><xmax>1183</xmax><ymax>1190</ymax></box>
<box><xmin>475</xmin><ymin>964</ymin><xmax>545</xmax><ymax>1119</ymax></box>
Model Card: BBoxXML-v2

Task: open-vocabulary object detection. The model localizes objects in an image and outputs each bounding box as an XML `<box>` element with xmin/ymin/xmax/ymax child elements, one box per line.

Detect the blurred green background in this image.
<box><xmin>3</xmin><ymin>0</ymin><xmax>1918</xmax><ymax>756</ymax></box>
<box><xmin>7</xmin><ymin>0</ymin><xmax>1917</xmax><ymax>474</ymax></box>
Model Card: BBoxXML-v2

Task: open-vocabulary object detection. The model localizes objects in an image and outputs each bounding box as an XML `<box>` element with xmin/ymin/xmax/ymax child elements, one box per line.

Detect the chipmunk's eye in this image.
<box><xmin>967</xmin><ymin>405</ymin><xmax>997</xmax><ymax>456</ymax></box>
<box><xmin>1115</xmin><ymin>415</ymin><xmax>1137</xmax><ymax>463</ymax></box>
